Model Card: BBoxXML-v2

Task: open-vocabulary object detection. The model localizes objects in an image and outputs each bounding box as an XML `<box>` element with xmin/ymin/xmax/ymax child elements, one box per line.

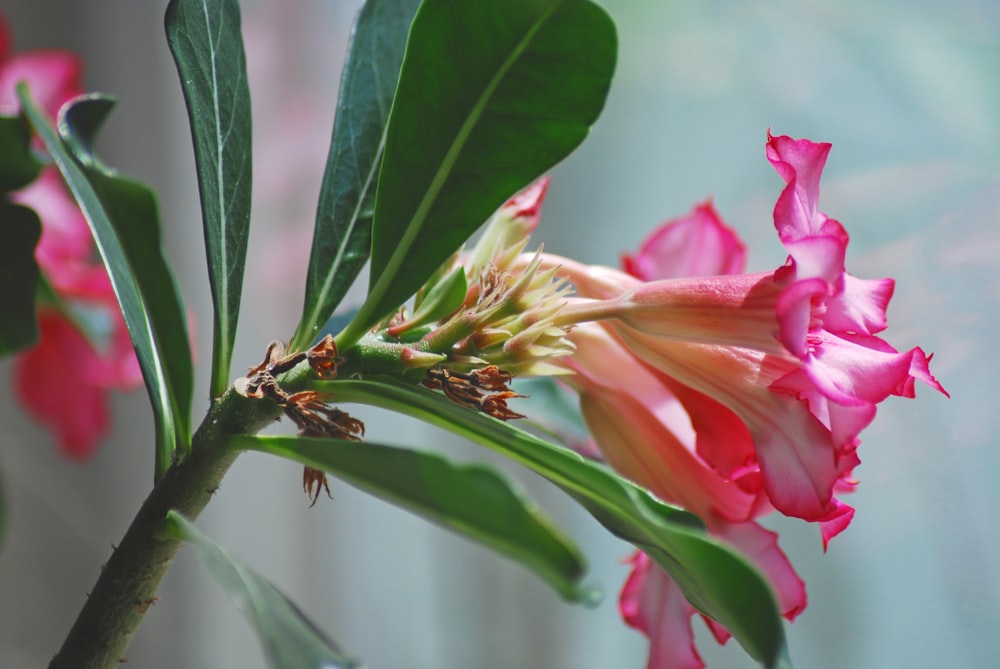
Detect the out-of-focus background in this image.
<box><xmin>1</xmin><ymin>1</ymin><xmax>995</xmax><ymax>667</ymax></box>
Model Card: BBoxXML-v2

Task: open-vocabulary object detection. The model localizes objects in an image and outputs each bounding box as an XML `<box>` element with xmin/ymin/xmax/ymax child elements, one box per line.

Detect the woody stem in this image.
<box><xmin>46</xmin><ymin>370</ymin><xmax>302</xmax><ymax>669</ymax></box>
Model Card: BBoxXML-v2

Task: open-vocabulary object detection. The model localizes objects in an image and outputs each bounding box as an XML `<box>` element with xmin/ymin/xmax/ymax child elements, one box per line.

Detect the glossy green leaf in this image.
<box><xmin>0</xmin><ymin>115</ymin><xmax>42</xmax><ymax>193</ymax></box>
<box><xmin>164</xmin><ymin>512</ymin><xmax>360</xmax><ymax>669</ymax></box>
<box><xmin>321</xmin><ymin>377</ymin><xmax>791</xmax><ymax>669</ymax></box>
<box><xmin>166</xmin><ymin>0</ymin><xmax>252</xmax><ymax>397</ymax></box>
<box><xmin>336</xmin><ymin>0</ymin><xmax>618</xmax><ymax>349</ymax></box>
<box><xmin>0</xmin><ymin>202</ymin><xmax>41</xmax><ymax>355</ymax></box>
<box><xmin>18</xmin><ymin>84</ymin><xmax>179</xmax><ymax>481</ymax></box>
<box><xmin>290</xmin><ymin>0</ymin><xmax>421</xmax><ymax>352</ymax></box>
<box><xmin>58</xmin><ymin>94</ymin><xmax>194</xmax><ymax>474</ymax></box>
<box><xmin>233</xmin><ymin>434</ymin><xmax>593</xmax><ymax>603</ymax></box>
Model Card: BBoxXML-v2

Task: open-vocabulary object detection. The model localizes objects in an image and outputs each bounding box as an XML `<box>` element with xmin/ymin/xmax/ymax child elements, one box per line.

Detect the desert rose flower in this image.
<box><xmin>3</xmin><ymin>13</ymin><xmax>141</xmax><ymax>458</ymax></box>
<box><xmin>490</xmin><ymin>135</ymin><xmax>945</xmax><ymax>668</ymax></box>
<box><xmin>551</xmin><ymin>134</ymin><xmax>946</xmax><ymax>544</ymax></box>
<box><xmin>555</xmin><ymin>204</ymin><xmax>804</xmax><ymax>669</ymax></box>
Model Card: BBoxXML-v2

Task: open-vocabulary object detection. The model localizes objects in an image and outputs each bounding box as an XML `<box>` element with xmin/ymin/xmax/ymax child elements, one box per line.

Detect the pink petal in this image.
<box><xmin>620</xmin><ymin>552</ymin><xmax>705</xmax><ymax>669</ymax></box>
<box><xmin>819</xmin><ymin>499</ymin><xmax>855</xmax><ymax>550</ymax></box>
<box><xmin>766</xmin><ymin>133</ymin><xmax>833</xmax><ymax>238</ymax></box>
<box><xmin>823</xmin><ymin>274</ymin><xmax>894</xmax><ymax>336</ymax></box>
<box><xmin>797</xmin><ymin>332</ymin><xmax>947</xmax><ymax>406</ymax></box>
<box><xmin>767</xmin><ymin>132</ymin><xmax>848</xmax><ymax>285</ymax></box>
<box><xmin>564</xmin><ymin>324</ymin><xmax>760</xmax><ymax>523</ymax></box>
<box><xmin>653</xmin><ymin>371</ymin><xmax>761</xmax><ymax>487</ymax></box>
<box><xmin>11</xmin><ymin>168</ymin><xmax>94</xmax><ymax>288</ymax></box>
<box><xmin>622</xmin><ymin>200</ymin><xmax>747</xmax><ymax>280</ymax></box>
<box><xmin>616</xmin><ymin>332</ymin><xmax>847</xmax><ymax>522</ymax></box>
<box><xmin>713</xmin><ymin>522</ymin><xmax>807</xmax><ymax>619</ymax></box>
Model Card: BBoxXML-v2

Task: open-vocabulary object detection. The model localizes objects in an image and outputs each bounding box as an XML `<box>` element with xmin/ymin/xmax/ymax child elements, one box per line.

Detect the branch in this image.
<box><xmin>47</xmin><ymin>384</ymin><xmax>285</xmax><ymax>669</ymax></box>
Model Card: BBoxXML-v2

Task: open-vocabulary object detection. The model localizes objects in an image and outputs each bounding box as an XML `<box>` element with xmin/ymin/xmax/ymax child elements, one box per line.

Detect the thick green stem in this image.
<box><xmin>47</xmin><ymin>385</ymin><xmax>285</xmax><ymax>669</ymax></box>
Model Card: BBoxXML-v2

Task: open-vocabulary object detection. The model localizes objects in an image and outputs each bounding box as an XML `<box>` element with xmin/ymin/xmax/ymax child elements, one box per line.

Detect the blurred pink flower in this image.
<box><xmin>0</xmin><ymin>14</ymin><xmax>82</xmax><ymax>119</ymax></box>
<box><xmin>3</xmin><ymin>13</ymin><xmax>141</xmax><ymax>458</ymax></box>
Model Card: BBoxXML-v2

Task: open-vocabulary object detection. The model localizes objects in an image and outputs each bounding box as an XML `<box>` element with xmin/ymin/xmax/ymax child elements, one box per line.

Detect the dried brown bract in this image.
<box><xmin>236</xmin><ymin>341</ymin><xmax>365</xmax><ymax>507</ymax></box>
<box><xmin>306</xmin><ymin>334</ymin><xmax>340</xmax><ymax>378</ymax></box>
<box><xmin>423</xmin><ymin>365</ymin><xmax>526</xmax><ymax>420</ymax></box>
<box><xmin>303</xmin><ymin>466</ymin><xmax>332</xmax><ymax>508</ymax></box>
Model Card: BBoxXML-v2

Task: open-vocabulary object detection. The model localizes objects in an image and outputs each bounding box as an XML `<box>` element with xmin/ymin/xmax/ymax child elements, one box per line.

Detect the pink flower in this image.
<box><xmin>557</xmin><ymin>134</ymin><xmax>947</xmax><ymax>542</ymax></box>
<box><xmin>517</xmin><ymin>134</ymin><xmax>947</xmax><ymax>668</ymax></box>
<box><xmin>553</xmin><ymin>204</ymin><xmax>804</xmax><ymax>669</ymax></box>
<box><xmin>3</xmin><ymin>13</ymin><xmax>141</xmax><ymax>458</ymax></box>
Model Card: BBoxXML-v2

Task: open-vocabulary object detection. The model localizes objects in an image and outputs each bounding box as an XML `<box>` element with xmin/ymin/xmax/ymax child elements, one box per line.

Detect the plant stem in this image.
<box><xmin>47</xmin><ymin>385</ymin><xmax>284</xmax><ymax>669</ymax></box>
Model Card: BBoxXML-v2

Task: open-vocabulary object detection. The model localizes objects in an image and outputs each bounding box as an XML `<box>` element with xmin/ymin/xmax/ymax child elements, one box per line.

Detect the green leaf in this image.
<box><xmin>166</xmin><ymin>0</ymin><xmax>252</xmax><ymax>397</ymax></box>
<box><xmin>290</xmin><ymin>0</ymin><xmax>422</xmax><ymax>352</ymax></box>
<box><xmin>233</xmin><ymin>434</ymin><xmax>594</xmax><ymax>603</ymax></box>
<box><xmin>336</xmin><ymin>0</ymin><xmax>617</xmax><ymax>349</ymax></box>
<box><xmin>0</xmin><ymin>115</ymin><xmax>42</xmax><ymax>193</ymax></box>
<box><xmin>0</xmin><ymin>201</ymin><xmax>41</xmax><ymax>355</ymax></box>
<box><xmin>321</xmin><ymin>377</ymin><xmax>791</xmax><ymax>669</ymax></box>
<box><xmin>18</xmin><ymin>83</ymin><xmax>179</xmax><ymax>481</ymax></box>
<box><xmin>164</xmin><ymin>512</ymin><xmax>360</xmax><ymax>669</ymax></box>
<box><xmin>58</xmin><ymin>94</ymin><xmax>194</xmax><ymax>474</ymax></box>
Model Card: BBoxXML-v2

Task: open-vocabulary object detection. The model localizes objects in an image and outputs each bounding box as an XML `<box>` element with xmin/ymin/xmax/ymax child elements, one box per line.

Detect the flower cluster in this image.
<box><xmin>465</xmin><ymin>134</ymin><xmax>946</xmax><ymax>668</ymax></box>
<box><xmin>2</xmin><ymin>14</ymin><xmax>140</xmax><ymax>458</ymax></box>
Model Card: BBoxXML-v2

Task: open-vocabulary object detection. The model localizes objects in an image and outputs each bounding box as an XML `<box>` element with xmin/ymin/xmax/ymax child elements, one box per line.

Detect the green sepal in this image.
<box><xmin>391</xmin><ymin>265</ymin><xmax>467</xmax><ymax>337</ymax></box>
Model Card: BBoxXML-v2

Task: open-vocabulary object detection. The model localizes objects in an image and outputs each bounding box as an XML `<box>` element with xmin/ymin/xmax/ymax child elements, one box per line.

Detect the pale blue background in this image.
<box><xmin>0</xmin><ymin>1</ymin><xmax>994</xmax><ymax>667</ymax></box>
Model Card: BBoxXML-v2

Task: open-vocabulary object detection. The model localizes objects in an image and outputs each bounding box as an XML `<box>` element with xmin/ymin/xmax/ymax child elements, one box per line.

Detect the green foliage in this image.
<box><xmin>233</xmin><ymin>434</ymin><xmax>594</xmax><ymax>603</ymax></box>
<box><xmin>18</xmin><ymin>84</ymin><xmax>182</xmax><ymax>483</ymax></box>
<box><xmin>0</xmin><ymin>115</ymin><xmax>42</xmax><ymax>192</ymax></box>
<box><xmin>337</xmin><ymin>0</ymin><xmax>618</xmax><ymax>349</ymax></box>
<box><xmin>164</xmin><ymin>512</ymin><xmax>360</xmax><ymax>669</ymax></box>
<box><xmin>165</xmin><ymin>0</ymin><xmax>253</xmax><ymax>397</ymax></box>
<box><xmin>290</xmin><ymin>0</ymin><xmax>421</xmax><ymax>352</ymax></box>
<box><xmin>59</xmin><ymin>94</ymin><xmax>194</xmax><ymax>475</ymax></box>
<box><xmin>322</xmin><ymin>377</ymin><xmax>791</xmax><ymax>669</ymax></box>
<box><xmin>0</xmin><ymin>202</ymin><xmax>41</xmax><ymax>355</ymax></box>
